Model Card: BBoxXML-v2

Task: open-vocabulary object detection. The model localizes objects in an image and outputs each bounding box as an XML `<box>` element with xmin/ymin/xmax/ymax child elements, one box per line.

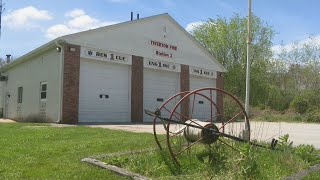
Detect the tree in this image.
<box><xmin>0</xmin><ymin>57</ymin><xmax>5</xmax><ymax>67</ymax></box>
<box><xmin>192</xmin><ymin>14</ymin><xmax>275</xmax><ymax>106</ymax></box>
<box><xmin>273</xmin><ymin>36</ymin><xmax>320</xmax><ymax>91</ymax></box>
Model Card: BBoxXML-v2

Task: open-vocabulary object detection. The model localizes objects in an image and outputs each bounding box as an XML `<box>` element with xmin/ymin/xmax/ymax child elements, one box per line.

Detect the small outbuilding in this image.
<box><xmin>0</xmin><ymin>13</ymin><xmax>226</xmax><ymax>124</ymax></box>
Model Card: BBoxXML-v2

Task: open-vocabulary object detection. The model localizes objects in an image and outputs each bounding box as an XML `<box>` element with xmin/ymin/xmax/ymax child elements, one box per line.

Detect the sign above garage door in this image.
<box><xmin>190</xmin><ymin>66</ymin><xmax>217</xmax><ymax>79</ymax></box>
<box><xmin>80</xmin><ymin>47</ymin><xmax>132</xmax><ymax>65</ymax></box>
<box><xmin>144</xmin><ymin>58</ymin><xmax>181</xmax><ymax>72</ymax></box>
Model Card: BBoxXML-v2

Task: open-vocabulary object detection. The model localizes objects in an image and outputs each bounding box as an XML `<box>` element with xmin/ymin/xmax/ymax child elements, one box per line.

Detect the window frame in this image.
<box><xmin>17</xmin><ymin>86</ymin><xmax>23</xmax><ymax>104</ymax></box>
<box><xmin>40</xmin><ymin>82</ymin><xmax>47</xmax><ymax>101</ymax></box>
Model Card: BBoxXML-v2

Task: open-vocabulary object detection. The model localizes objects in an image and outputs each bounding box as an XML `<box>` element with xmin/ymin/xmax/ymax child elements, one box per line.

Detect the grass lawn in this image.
<box><xmin>0</xmin><ymin>123</ymin><xmax>155</xmax><ymax>179</ymax></box>
<box><xmin>1</xmin><ymin>123</ymin><xmax>319</xmax><ymax>180</ymax></box>
<box><xmin>102</xmin><ymin>141</ymin><xmax>317</xmax><ymax>179</ymax></box>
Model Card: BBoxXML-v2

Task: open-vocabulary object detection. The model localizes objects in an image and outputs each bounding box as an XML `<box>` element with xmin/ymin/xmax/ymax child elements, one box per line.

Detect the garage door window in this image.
<box><xmin>40</xmin><ymin>82</ymin><xmax>47</xmax><ymax>101</ymax></box>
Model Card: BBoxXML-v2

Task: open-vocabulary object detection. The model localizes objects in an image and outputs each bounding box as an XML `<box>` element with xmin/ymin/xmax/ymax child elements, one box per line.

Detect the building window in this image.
<box><xmin>18</xmin><ymin>87</ymin><xmax>23</xmax><ymax>103</ymax></box>
<box><xmin>40</xmin><ymin>82</ymin><xmax>47</xmax><ymax>101</ymax></box>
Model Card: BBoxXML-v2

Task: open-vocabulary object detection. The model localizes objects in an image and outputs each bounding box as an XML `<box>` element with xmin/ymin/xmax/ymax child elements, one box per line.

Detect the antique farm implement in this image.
<box><xmin>145</xmin><ymin>87</ymin><xmax>277</xmax><ymax>166</ymax></box>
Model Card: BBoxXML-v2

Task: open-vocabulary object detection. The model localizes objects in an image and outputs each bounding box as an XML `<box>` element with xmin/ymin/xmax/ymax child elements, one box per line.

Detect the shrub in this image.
<box><xmin>265</xmin><ymin>85</ymin><xmax>294</xmax><ymax>111</ymax></box>
<box><xmin>290</xmin><ymin>90</ymin><xmax>320</xmax><ymax>114</ymax></box>
<box><xmin>306</xmin><ymin>109</ymin><xmax>320</xmax><ymax>123</ymax></box>
<box><xmin>278</xmin><ymin>134</ymin><xmax>293</xmax><ymax>151</ymax></box>
<box><xmin>236</xmin><ymin>144</ymin><xmax>260</xmax><ymax>179</ymax></box>
<box><xmin>290</xmin><ymin>94</ymin><xmax>309</xmax><ymax>114</ymax></box>
<box><xmin>295</xmin><ymin>144</ymin><xmax>320</xmax><ymax>165</ymax></box>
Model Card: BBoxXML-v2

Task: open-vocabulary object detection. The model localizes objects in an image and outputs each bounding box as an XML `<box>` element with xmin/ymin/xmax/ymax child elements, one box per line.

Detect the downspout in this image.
<box><xmin>55</xmin><ymin>38</ymin><xmax>65</xmax><ymax>123</ymax></box>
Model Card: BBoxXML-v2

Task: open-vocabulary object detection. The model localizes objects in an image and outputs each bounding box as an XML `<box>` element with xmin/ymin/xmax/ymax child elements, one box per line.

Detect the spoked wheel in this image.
<box><xmin>153</xmin><ymin>91</ymin><xmax>219</xmax><ymax>150</ymax></box>
<box><xmin>166</xmin><ymin>87</ymin><xmax>250</xmax><ymax>166</ymax></box>
<box><xmin>153</xmin><ymin>91</ymin><xmax>189</xmax><ymax>150</ymax></box>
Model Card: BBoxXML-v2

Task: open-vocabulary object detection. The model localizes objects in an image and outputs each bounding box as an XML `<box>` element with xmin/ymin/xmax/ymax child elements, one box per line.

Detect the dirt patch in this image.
<box><xmin>0</xmin><ymin>118</ymin><xmax>16</xmax><ymax>123</ymax></box>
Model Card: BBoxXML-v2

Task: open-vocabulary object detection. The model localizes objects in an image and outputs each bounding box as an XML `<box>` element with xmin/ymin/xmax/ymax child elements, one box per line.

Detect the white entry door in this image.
<box><xmin>78</xmin><ymin>58</ymin><xmax>131</xmax><ymax>123</ymax></box>
<box><xmin>143</xmin><ymin>68</ymin><xmax>180</xmax><ymax>122</ymax></box>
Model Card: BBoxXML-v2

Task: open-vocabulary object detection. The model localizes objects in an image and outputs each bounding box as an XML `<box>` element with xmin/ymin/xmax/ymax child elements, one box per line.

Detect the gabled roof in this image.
<box><xmin>1</xmin><ymin>13</ymin><xmax>227</xmax><ymax>72</ymax></box>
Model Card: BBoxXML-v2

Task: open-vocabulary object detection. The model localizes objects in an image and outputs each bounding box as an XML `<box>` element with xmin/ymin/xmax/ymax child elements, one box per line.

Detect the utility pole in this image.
<box><xmin>244</xmin><ymin>0</ymin><xmax>252</xmax><ymax>137</ymax></box>
<box><xmin>0</xmin><ymin>0</ymin><xmax>4</xmax><ymax>38</ymax></box>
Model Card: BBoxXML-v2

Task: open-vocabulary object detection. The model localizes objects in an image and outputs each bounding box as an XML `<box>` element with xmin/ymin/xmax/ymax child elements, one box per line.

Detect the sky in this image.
<box><xmin>0</xmin><ymin>0</ymin><xmax>320</xmax><ymax>59</ymax></box>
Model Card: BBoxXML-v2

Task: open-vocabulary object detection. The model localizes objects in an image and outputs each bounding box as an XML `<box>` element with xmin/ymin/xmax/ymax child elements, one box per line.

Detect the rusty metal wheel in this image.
<box><xmin>153</xmin><ymin>91</ymin><xmax>220</xmax><ymax>150</ymax></box>
<box><xmin>153</xmin><ymin>91</ymin><xmax>189</xmax><ymax>150</ymax></box>
<box><xmin>165</xmin><ymin>87</ymin><xmax>250</xmax><ymax>166</ymax></box>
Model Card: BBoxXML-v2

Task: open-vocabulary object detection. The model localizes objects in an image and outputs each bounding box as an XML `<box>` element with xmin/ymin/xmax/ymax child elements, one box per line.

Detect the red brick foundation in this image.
<box><xmin>131</xmin><ymin>55</ymin><xmax>144</xmax><ymax>123</ymax></box>
<box><xmin>61</xmin><ymin>44</ymin><xmax>80</xmax><ymax>124</ymax></box>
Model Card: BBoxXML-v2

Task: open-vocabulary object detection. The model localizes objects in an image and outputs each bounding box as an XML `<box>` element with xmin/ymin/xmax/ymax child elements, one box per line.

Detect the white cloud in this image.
<box><xmin>3</xmin><ymin>6</ymin><xmax>52</xmax><ymax>29</ymax></box>
<box><xmin>272</xmin><ymin>35</ymin><xmax>320</xmax><ymax>55</ymax></box>
<box><xmin>65</xmin><ymin>9</ymin><xmax>85</xmax><ymax>18</ymax></box>
<box><xmin>185</xmin><ymin>21</ymin><xmax>204</xmax><ymax>32</ymax></box>
<box><xmin>46</xmin><ymin>9</ymin><xmax>118</xmax><ymax>39</ymax></box>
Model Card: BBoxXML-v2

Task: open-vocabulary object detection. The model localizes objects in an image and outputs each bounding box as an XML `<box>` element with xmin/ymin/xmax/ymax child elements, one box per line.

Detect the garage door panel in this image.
<box><xmin>79</xmin><ymin>59</ymin><xmax>131</xmax><ymax>123</ymax></box>
<box><xmin>143</xmin><ymin>69</ymin><xmax>180</xmax><ymax>122</ymax></box>
<box><xmin>190</xmin><ymin>75</ymin><xmax>216</xmax><ymax>121</ymax></box>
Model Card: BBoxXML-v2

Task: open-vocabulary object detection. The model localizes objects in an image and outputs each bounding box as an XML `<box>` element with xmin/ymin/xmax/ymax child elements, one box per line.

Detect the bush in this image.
<box><xmin>306</xmin><ymin>109</ymin><xmax>320</xmax><ymax>123</ymax></box>
<box><xmin>290</xmin><ymin>90</ymin><xmax>320</xmax><ymax>114</ymax></box>
<box><xmin>290</xmin><ymin>95</ymin><xmax>309</xmax><ymax>114</ymax></box>
<box><xmin>265</xmin><ymin>85</ymin><xmax>294</xmax><ymax>111</ymax></box>
<box><xmin>295</xmin><ymin>144</ymin><xmax>320</xmax><ymax>165</ymax></box>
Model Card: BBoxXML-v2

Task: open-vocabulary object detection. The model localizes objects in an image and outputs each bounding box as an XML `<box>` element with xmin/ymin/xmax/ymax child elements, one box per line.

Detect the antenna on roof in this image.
<box><xmin>0</xmin><ymin>0</ymin><xmax>4</xmax><ymax>38</ymax></box>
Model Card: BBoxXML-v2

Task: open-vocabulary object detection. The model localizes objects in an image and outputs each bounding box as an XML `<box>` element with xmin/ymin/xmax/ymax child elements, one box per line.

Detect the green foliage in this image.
<box><xmin>295</xmin><ymin>145</ymin><xmax>320</xmax><ymax>165</ymax></box>
<box><xmin>192</xmin><ymin>13</ymin><xmax>320</xmax><ymax>114</ymax></box>
<box><xmin>236</xmin><ymin>144</ymin><xmax>260</xmax><ymax>179</ymax></box>
<box><xmin>290</xmin><ymin>90</ymin><xmax>320</xmax><ymax>114</ymax></box>
<box><xmin>192</xmin><ymin>14</ymin><xmax>275</xmax><ymax>106</ymax></box>
<box><xmin>306</xmin><ymin>109</ymin><xmax>320</xmax><ymax>123</ymax></box>
<box><xmin>278</xmin><ymin>134</ymin><xmax>293</xmax><ymax>151</ymax></box>
<box><xmin>102</xmin><ymin>140</ymin><xmax>312</xmax><ymax>179</ymax></box>
<box><xmin>291</xmin><ymin>95</ymin><xmax>309</xmax><ymax>114</ymax></box>
<box><xmin>263</xmin><ymin>85</ymin><xmax>294</xmax><ymax>111</ymax></box>
<box><xmin>223</xmin><ymin>97</ymin><xmax>240</xmax><ymax>120</ymax></box>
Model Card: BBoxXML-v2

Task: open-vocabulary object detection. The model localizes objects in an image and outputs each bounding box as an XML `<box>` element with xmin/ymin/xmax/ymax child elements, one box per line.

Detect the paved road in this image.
<box><xmin>1</xmin><ymin>119</ymin><xmax>319</xmax><ymax>148</ymax></box>
<box><xmin>87</xmin><ymin>121</ymin><xmax>320</xmax><ymax>149</ymax></box>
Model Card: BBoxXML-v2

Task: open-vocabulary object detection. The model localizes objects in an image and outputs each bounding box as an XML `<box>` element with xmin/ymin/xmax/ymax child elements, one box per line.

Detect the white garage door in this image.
<box><xmin>189</xmin><ymin>75</ymin><xmax>216</xmax><ymax>120</ymax></box>
<box><xmin>79</xmin><ymin>58</ymin><xmax>131</xmax><ymax>123</ymax></box>
<box><xmin>143</xmin><ymin>68</ymin><xmax>180</xmax><ymax>122</ymax></box>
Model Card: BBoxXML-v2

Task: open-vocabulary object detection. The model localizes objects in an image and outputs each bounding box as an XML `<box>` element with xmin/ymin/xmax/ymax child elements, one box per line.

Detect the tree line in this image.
<box><xmin>191</xmin><ymin>14</ymin><xmax>320</xmax><ymax>120</ymax></box>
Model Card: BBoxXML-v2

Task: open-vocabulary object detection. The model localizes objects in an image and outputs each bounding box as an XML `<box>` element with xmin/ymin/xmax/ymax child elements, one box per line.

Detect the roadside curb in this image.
<box><xmin>82</xmin><ymin>148</ymin><xmax>156</xmax><ymax>180</ymax></box>
<box><xmin>282</xmin><ymin>164</ymin><xmax>320</xmax><ymax>180</ymax></box>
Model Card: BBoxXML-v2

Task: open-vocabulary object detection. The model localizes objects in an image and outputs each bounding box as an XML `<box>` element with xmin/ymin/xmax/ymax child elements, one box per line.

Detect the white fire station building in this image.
<box><xmin>0</xmin><ymin>13</ymin><xmax>226</xmax><ymax>124</ymax></box>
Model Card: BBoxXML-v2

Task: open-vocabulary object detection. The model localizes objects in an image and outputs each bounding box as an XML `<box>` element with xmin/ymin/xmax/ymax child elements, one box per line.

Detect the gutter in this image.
<box><xmin>55</xmin><ymin>38</ymin><xmax>66</xmax><ymax>123</ymax></box>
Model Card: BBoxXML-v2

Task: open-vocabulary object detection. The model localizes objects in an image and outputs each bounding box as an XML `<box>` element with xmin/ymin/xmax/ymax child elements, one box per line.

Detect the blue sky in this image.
<box><xmin>1</xmin><ymin>0</ymin><xmax>320</xmax><ymax>59</ymax></box>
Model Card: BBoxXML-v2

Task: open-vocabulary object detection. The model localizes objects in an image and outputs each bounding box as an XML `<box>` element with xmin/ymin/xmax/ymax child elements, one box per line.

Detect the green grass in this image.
<box><xmin>1</xmin><ymin>123</ymin><xmax>319</xmax><ymax>180</ymax></box>
<box><xmin>0</xmin><ymin>123</ymin><xmax>155</xmax><ymax>180</ymax></box>
<box><xmin>102</xmin><ymin>141</ymin><xmax>319</xmax><ymax>179</ymax></box>
<box><xmin>250</xmin><ymin>108</ymin><xmax>320</xmax><ymax>123</ymax></box>
<box><xmin>303</xmin><ymin>169</ymin><xmax>320</xmax><ymax>180</ymax></box>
